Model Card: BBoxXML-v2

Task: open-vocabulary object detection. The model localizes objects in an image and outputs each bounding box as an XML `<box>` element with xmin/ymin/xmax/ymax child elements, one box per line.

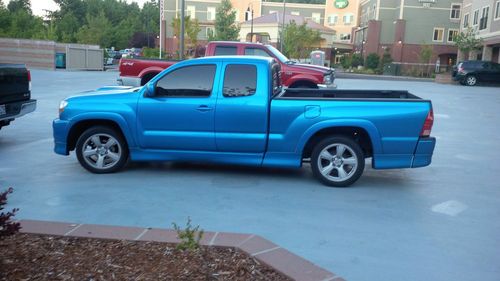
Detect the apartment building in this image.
<box><xmin>460</xmin><ymin>0</ymin><xmax>500</xmax><ymax>62</ymax></box>
<box><xmin>159</xmin><ymin>0</ymin><xmax>359</xmax><ymax>56</ymax></box>
<box><xmin>354</xmin><ymin>0</ymin><xmax>460</xmax><ymax>65</ymax></box>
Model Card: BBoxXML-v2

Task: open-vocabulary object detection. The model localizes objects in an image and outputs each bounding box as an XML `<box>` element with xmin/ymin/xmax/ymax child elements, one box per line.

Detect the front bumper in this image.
<box><xmin>117</xmin><ymin>76</ymin><xmax>142</xmax><ymax>87</ymax></box>
<box><xmin>411</xmin><ymin>137</ymin><xmax>436</xmax><ymax>168</ymax></box>
<box><xmin>0</xmin><ymin>99</ymin><xmax>37</xmax><ymax>122</ymax></box>
<box><xmin>53</xmin><ymin>118</ymin><xmax>70</xmax><ymax>155</ymax></box>
<box><xmin>318</xmin><ymin>83</ymin><xmax>337</xmax><ymax>89</ymax></box>
<box><xmin>452</xmin><ymin>73</ymin><xmax>465</xmax><ymax>81</ymax></box>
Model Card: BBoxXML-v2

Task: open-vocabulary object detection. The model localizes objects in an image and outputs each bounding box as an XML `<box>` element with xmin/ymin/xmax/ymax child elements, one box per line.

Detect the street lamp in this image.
<box><xmin>246</xmin><ymin>7</ymin><xmax>254</xmax><ymax>42</ymax></box>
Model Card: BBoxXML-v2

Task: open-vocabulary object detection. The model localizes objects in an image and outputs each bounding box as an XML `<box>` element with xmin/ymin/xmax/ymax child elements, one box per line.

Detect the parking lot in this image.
<box><xmin>1</xmin><ymin>69</ymin><xmax>499</xmax><ymax>281</ymax></box>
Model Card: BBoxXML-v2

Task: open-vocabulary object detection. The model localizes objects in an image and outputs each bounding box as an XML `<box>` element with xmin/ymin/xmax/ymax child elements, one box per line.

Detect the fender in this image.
<box><xmin>138</xmin><ymin>66</ymin><xmax>165</xmax><ymax>80</ymax></box>
<box><xmin>69</xmin><ymin>112</ymin><xmax>138</xmax><ymax>148</ymax></box>
<box><xmin>286</xmin><ymin>74</ymin><xmax>321</xmax><ymax>87</ymax></box>
<box><xmin>295</xmin><ymin>119</ymin><xmax>383</xmax><ymax>155</ymax></box>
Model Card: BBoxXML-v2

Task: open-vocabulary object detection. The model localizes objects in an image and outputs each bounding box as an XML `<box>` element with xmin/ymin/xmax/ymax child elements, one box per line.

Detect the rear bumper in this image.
<box><xmin>53</xmin><ymin>118</ymin><xmax>70</xmax><ymax>155</ymax></box>
<box><xmin>0</xmin><ymin>99</ymin><xmax>37</xmax><ymax>122</ymax></box>
<box><xmin>318</xmin><ymin>83</ymin><xmax>337</xmax><ymax>89</ymax></box>
<box><xmin>411</xmin><ymin>137</ymin><xmax>436</xmax><ymax>168</ymax></box>
<box><xmin>117</xmin><ymin>76</ymin><xmax>141</xmax><ymax>87</ymax></box>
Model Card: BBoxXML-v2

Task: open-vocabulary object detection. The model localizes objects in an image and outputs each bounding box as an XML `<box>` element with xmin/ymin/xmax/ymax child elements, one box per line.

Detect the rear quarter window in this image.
<box><xmin>214</xmin><ymin>46</ymin><xmax>237</xmax><ymax>56</ymax></box>
<box><xmin>223</xmin><ymin>64</ymin><xmax>257</xmax><ymax>97</ymax></box>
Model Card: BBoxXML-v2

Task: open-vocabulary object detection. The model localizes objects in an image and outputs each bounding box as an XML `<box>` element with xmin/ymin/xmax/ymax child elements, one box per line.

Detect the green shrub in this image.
<box><xmin>340</xmin><ymin>55</ymin><xmax>351</xmax><ymax>69</ymax></box>
<box><xmin>365</xmin><ymin>53</ymin><xmax>380</xmax><ymax>70</ymax></box>
<box><xmin>172</xmin><ymin>217</ymin><xmax>204</xmax><ymax>251</ymax></box>
<box><xmin>351</xmin><ymin>54</ymin><xmax>363</xmax><ymax>68</ymax></box>
<box><xmin>0</xmin><ymin>187</ymin><xmax>20</xmax><ymax>239</ymax></box>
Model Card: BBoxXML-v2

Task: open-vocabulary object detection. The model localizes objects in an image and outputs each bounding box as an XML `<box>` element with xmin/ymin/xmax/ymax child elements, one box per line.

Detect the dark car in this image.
<box><xmin>452</xmin><ymin>60</ymin><xmax>500</xmax><ymax>86</ymax></box>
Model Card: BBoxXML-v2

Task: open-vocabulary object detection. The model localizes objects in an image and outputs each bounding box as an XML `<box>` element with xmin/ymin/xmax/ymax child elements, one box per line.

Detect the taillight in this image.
<box><xmin>27</xmin><ymin>69</ymin><xmax>31</xmax><ymax>91</ymax></box>
<box><xmin>420</xmin><ymin>109</ymin><xmax>434</xmax><ymax>137</ymax></box>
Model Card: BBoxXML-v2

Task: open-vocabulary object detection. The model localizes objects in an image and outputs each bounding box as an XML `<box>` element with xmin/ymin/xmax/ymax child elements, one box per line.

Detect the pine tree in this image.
<box><xmin>209</xmin><ymin>0</ymin><xmax>239</xmax><ymax>41</ymax></box>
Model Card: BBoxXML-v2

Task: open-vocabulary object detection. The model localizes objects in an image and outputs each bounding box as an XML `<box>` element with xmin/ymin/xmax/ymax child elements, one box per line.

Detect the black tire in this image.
<box><xmin>465</xmin><ymin>74</ymin><xmax>477</xmax><ymax>86</ymax></box>
<box><xmin>311</xmin><ymin>136</ymin><xmax>365</xmax><ymax>187</ymax></box>
<box><xmin>141</xmin><ymin>73</ymin><xmax>158</xmax><ymax>85</ymax></box>
<box><xmin>75</xmin><ymin>126</ymin><xmax>128</xmax><ymax>174</ymax></box>
<box><xmin>289</xmin><ymin>81</ymin><xmax>318</xmax><ymax>88</ymax></box>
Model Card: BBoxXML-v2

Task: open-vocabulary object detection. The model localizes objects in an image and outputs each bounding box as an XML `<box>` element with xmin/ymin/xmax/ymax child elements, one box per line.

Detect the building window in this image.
<box><xmin>495</xmin><ymin>1</ymin><xmax>500</xmax><ymax>20</ymax></box>
<box><xmin>328</xmin><ymin>14</ymin><xmax>338</xmax><ymax>25</ymax></box>
<box><xmin>463</xmin><ymin>13</ymin><xmax>469</xmax><ymax>28</ymax></box>
<box><xmin>291</xmin><ymin>11</ymin><xmax>300</xmax><ymax>16</ymax></box>
<box><xmin>312</xmin><ymin>13</ymin><xmax>321</xmax><ymax>23</ymax></box>
<box><xmin>450</xmin><ymin>4</ymin><xmax>461</xmax><ymax>19</ymax></box>
<box><xmin>447</xmin><ymin>29</ymin><xmax>459</xmax><ymax>42</ymax></box>
<box><xmin>343</xmin><ymin>14</ymin><xmax>354</xmax><ymax>25</ymax></box>
<box><xmin>479</xmin><ymin>6</ymin><xmax>489</xmax><ymax>30</ymax></box>
<box><xmin>473</xmin><ymin>9</ymin><xmax>479</xmax><ymax>25</ymax></box>
<box><xmin>433</xmin><ymin>28</ymin><xmax>444</xmax><ymax>42</ymax></box>
<box><xmin>340</xmin><ymin>33</ymin><xmax>351</xmax><ymax>41</ymax></box>
<box><xmin>207</xmin><ymin>7</ymin><xmax>215</xmax><ymax>21</ymax></box>
<box><xmin>187</xmin><ymin>5</ymin><xmax>196</xmax><ymax>19</ymax></box>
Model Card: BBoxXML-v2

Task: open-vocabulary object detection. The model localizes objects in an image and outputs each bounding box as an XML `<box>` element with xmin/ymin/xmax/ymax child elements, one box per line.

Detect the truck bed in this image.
<box><xmin>278</xmin><ymin>88</ymin><xmax>422</xmax><ymax>100</ymax></box>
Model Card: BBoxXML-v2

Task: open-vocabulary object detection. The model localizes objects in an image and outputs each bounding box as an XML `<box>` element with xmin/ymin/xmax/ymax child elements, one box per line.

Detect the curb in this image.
<box><xmin>18</xmin><ymin>220</ymin><xmax>345</xmax><ymax>281</ymax></box>
<box><xmin>336</xmin><ymin>72</ymin><xmax>434</xmax><ymax>82</ymax></box>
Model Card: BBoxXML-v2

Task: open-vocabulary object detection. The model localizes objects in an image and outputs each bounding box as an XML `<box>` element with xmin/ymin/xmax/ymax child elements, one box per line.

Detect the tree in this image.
<box><xmin>283</xmin><ymin>21</ymin><xmax>322</xmax><ymax>60</ymax></box>
<box><xmin>365</xmin><ymin>53</ymin><xmax>380</xmax><ymax>69</ymax></box>
<box><xmin>76</xmin><ymin>11</ymin><xmax>112</xmax><ymax>47</ymax></box>
<box><xmin>7</xmin><ymin>0</ymin><xmax>31</xmax><ymax>14</ymax></box>
<box><xmin>453</xmin><ymin>28</ymin><xmax>483</xmax><ymax>60</ymax></box>
<box><xmin>172</xmin><ymin>15</ymin><xmax>201</xmax><ymax>57</ymax></box>
<box><xmin>209</xmin><ymin>0</ymin><xmax>240</xmax><ymax>41</ymax></box>
<box><xmin>351</xmin><ymin>53</ymin><xmax>363</xmax><ymax>67</ymax></box>
<box><xmin>419</xmin><ymin>44</ymin><xmax>433</xmax><ymax>77</ymax></box>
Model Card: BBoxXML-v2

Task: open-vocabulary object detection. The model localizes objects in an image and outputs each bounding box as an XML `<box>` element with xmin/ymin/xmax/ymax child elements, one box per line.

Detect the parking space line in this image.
<box><xmin>252</xmin><ymin>246</ymin><xmax>281</xmax><ymax>256</ymax></box>
<box><xmin>64</xmin><ymin>223</ymin><xmax>83</xmax><ymax>236</ymax></box>
<box><xmin>134</xmin><ymin>228</ymin><xmax>150</xmax><ymax>240</ymax></box>
<box><xmin>209</xmin><ymin>232</ymin><xmax>219</xmax><ymax>245</ymax></box>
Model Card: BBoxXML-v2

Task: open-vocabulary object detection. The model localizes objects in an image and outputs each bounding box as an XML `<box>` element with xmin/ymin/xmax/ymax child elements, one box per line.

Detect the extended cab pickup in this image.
<box><xmin>0</xmin><ymin>64</ymin><xmax>37</xmax><ymax>130</ymax></box>
<box><xmin>117</xmin><ymin>41</ymin><xmax>335</xmax><ymax>88</ymax></box>
<box><xmin>54</xmin><ymin>56</ymin><xmax>435</xmax><ymax>187</ymax></box>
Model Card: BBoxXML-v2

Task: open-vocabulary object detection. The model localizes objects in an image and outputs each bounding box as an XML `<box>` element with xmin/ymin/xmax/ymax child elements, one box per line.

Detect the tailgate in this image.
<box><xmin>0</xmin><ymin>64</ymin><xmax>30</xmax><ymax>104</ymax></box>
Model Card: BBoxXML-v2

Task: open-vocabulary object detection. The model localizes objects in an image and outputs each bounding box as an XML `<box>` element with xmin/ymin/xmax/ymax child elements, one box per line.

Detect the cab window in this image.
<box><xmin>156</xmin><ymin>64</ymin><xmax>216</xmax><ymax>97</ymax></box>
<box><xmin>223</xmin><ymin>64</ymin><xmax>257</xmax><ymax>97</ymax></box>
<box><xmin>244</xmin><ymin>48</ymin><xmax>271</xmax><ymax>57</ymax></box>
<box><xmin>214</xmin><ymin>46</ymin><xmax>237</xmax><ymax>56</ymax></box>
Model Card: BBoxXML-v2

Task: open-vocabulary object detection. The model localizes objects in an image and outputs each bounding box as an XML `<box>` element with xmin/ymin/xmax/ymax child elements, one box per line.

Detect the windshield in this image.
<box><xmin>265</xmin><ymin>45</ymin><xmax>289</xmax><ymax>63</ymax></box>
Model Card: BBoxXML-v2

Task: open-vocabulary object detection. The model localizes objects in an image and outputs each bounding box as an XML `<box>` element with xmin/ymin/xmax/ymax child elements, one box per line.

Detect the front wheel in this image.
<box><xmin>75</xmin><ymin>126</ymin><xmax>128</xmax><ymax>173</ymax></box>
<box><xmin>311</xmin><ymin>136</ymin><xmax>365</xmax><ymax>187</ymax></box>
<box><xmin>465</xmin><ymin>75</ymin><xmax>477</xmax><ymax>86</ymax></box>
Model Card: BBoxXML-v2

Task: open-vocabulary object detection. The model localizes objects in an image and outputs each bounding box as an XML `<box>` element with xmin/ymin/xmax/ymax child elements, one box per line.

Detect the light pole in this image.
<box><xmin>180</xmin><ymin>0</ymin><xmax>185</xmax><ymax>60</ymax></box>
<box><xmin>280</xmin><ymin>0</ymin><xmax>286</xmax><ymax>51</ymax></box>
<box><xmin>246</xmin><ymin>7</ymin><xmax>254</xmax><ymax>42</ymax></box>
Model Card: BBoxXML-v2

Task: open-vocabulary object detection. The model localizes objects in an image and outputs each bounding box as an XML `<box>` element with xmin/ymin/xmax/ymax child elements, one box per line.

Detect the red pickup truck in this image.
<box><xmin>118</xmin><ymin>41</ymin><xmax>335</xmax><ymax>88</ymax></box>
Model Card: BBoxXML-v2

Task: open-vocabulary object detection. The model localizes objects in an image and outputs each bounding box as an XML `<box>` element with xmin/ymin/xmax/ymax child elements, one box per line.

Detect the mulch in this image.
<box><xmin>0</xmin><ymin>233</ymin><xmax>291</xmax><ymax>281</ymax></box>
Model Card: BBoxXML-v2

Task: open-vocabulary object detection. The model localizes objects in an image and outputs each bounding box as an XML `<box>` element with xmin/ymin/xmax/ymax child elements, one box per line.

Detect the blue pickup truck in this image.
<box><xmin>53</xmin><ymin>56</ymin><xmax>435</xmax><ymax>187</ymax></box>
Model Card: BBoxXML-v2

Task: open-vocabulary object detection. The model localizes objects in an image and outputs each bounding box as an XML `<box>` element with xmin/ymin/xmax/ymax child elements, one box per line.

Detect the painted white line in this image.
<box><xmin>64</xmin><ymin>223</ymin><xmax>83</xmax><ymax>236</ymax></box>
<box><xmin>134</xmin><ymin>228</ymin><xmax>150</xmax><ymax>241</ymax></box>
<box><xmin>237</xmin><ymin>234</ymin><xmax>255</xmax><ymax>247</ymax></box>
<box><xmin>252</xmin><ymin>246</ymin><xmax>281</xmax><ymax>256</ymax></box>
<box><xmin>321</xmin><ymin>276</ymin><xmax>343</xmax><ymax>281</ymax></box>
<box><xmin>431</xmin><ymin>200</ymin><xmax>468</xmax><ymax>216</ymax></box>
<box><xmin>434</xmin><ymin>113</ymin><xmax>450</xmax><ymax>119</ymax></box>
<box><xmin>209</xmin><ymin>232</ymin><xmax>219</xmax><ymax>246</ymax></box>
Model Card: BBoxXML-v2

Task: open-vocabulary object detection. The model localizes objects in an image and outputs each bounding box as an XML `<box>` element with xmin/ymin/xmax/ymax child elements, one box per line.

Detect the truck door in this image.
<box><xmin>136</xmin><ymin>63</ymin><xmax>219</xmax><ymax>151</ymax></box>
<box><xmin>214</xmin><ymin>62</ymin><xmax>269</xmax><ymax>154</ymax></box>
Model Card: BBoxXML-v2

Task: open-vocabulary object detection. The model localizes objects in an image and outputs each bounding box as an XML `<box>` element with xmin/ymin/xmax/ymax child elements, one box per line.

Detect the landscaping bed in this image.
<box><xmin>0</xmin><ymin>233</ymin><xmax>291</xmax><ymax>281</ymax></box>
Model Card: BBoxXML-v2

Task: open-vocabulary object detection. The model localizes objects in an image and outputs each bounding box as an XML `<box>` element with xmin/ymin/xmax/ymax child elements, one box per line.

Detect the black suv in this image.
<box><xmin>452</xmin><ymin>60</ymin><xmax>500</xmax><ymax>86</ymax></box>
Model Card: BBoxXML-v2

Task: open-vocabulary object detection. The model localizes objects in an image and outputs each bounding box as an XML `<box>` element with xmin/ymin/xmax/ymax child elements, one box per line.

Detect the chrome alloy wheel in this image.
<box><xmin>81</xmin><ymin>133</ymin><xmax>122</xmax><ymax>170</ymax></box>
<box><xmin>466</xmin><ymin>76</ymin><xmax>477</xmax><ymax>86</ymax></box>
<box><xmin>317</xmin><ymin>143</ymin><xmax>358</xmax><ymax>182</ymax></box>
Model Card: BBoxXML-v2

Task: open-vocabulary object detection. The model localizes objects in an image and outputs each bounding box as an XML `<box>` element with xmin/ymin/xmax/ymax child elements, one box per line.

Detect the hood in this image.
<box><xmin>67</xmin><ymin>86</ymin><xmax>141</xmax><ymax>102</ymax></box>
<box><xmin>289</xmin><ymin>63</ymin><xmax>334</xmax><ymax>74</ymax></box>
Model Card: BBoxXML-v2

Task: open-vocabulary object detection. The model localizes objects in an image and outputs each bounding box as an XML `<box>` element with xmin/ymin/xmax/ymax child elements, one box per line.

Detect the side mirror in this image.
<box><xmin>144</xmin><ymin>82</ymin><xmax>156</xmax><ymax>97</ymax></box>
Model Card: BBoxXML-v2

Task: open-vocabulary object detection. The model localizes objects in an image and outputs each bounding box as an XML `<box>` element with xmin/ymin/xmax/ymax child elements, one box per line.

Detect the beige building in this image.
<box><xmin>460</xmin><ymin>0</ymin><xmax>500</xmax><ymax>62</ymax></box>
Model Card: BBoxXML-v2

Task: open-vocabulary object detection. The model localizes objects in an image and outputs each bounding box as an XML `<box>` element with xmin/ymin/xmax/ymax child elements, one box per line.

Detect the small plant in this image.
<box><xmin>351</xmin><ymin>53</ymin><xmax>364</xmax><ymax>68</ymax></box>
<box><xmin>0</xmin><ymin>187</ymin><xmax>21</xmax><ymax>238</ymax></box>
<box><xmin>172</xmin><ymin>217</ymin><xmax>204</xmax><ymax>251</ymax></box>
<box><xmin>365</xmin><ymin>53</ymin><xmax>380</xmax><ymax>70</ymax></box>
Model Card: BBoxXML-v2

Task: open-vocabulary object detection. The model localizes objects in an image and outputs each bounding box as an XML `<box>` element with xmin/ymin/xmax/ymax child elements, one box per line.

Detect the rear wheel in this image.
<box><xmin>311</xmin><ymin>136</ymin><xmax>365</xmax><ymax>187</ymax></box>
<box><xmin>289</xmin><ymin>81</ymin><xmax>318</xmax><ymax>88</ymax></box>
<box><xmin>75</xmin><ymin>126</ymin><xmax>128</xmax><ymax>173</ymax></box>
<box><xmin>465</xmin><ymin>75</ymin><xmax>477</xmax><ymax>86</ymax></box>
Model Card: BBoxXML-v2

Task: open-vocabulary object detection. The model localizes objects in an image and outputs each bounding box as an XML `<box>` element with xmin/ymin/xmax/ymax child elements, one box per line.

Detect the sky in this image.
<box><xmin>5</xmin><ymin>0</ymin><xmax>151</xmax><ymax>17</ymax></box>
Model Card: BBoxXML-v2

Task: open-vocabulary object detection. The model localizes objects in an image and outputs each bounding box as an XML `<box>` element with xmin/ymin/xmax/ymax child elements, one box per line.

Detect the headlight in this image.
<box><xmin>323</xmin><ymin>74</ymin><xmax>332</xmax><ymax>84</ymax></box>
<box><xmin>59</xmin><ymin>100</ymin><xmax>68</xmax><ymax>115</ymax></box>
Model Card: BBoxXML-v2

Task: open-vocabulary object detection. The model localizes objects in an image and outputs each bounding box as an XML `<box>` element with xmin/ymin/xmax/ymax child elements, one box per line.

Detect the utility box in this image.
<box><xmin>383</xmin><ymin>63</ymin><xmax>401</xmax><ymax>76</ymax></box>
<box><xmin>55</xmin><ymin>53</ymin><xmax>66</xmax><ymax>68</ymax></box>
<box><xmin>310</xmin><ymin>50</ymin><xmax>325</xmax><ymax>66</ymax></box>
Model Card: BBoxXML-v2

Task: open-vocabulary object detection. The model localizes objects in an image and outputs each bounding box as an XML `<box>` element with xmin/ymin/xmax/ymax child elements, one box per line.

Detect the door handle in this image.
<box><xmin>196</xmin><ymin>105</ymin><xmax>213</xmax><ymax>112</ymax></box>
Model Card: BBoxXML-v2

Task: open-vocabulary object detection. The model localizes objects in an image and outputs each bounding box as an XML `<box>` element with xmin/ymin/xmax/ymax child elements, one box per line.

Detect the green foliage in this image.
<box><xmin>7</xmin><ymin>0</ymin><xmax>31</xmax><ymax>14</ymax></box>
<box><xmin>172</xmin><ymin>217</ymin><xmax>204</xmax><ymax>251</ymax></box>
<box><xmin>142</xmin><ymin>47</ymin><xmax>161</xmax><ymax>58</ymax></box>
<box><xmin>380</xmin><ymin>48</ymin><xmax>393</xmax><ymax>67</ymax></box>
<box><xmin>209</xmin><ymin>0</ymin><xmax>240</xmax><ymax>41</ymax></box>
<box><xmin>365</xmin><ymin>53</ymin><xmax>380</xmax><ymax>70</ymax></box>
<box><xmin>419</xmin><ymin>44</ymin><xmax>433</xmax><ymax>64</ymax></box>
<box><xmin>283</xmin><ymin>21</ymin><xmax>322</xmax><ymax>60</ymax></box>
<box><xmin>172</xmin><ymin>15</ymin><xmax>201</xmax><ymax>57</ymax></box>
<box><xmin>1</xmin><ymin>187</ymin><xmax>21</xmax><ymax>239</ymax></box>
<box><xmin>453</xmin><ymin>28</ymin><xmax>483</xmax><ymax>58</ymax></box>
<box><xmin>76</xmin><ymin>11</ymin><xmax>112</xmax><ymax>47</ymax></box>
<box><xmin>351</xmin><ymin>53</ymin><xmax>363</xmax><ymax>67</ymax></box>
<box><xmin>340</xmin><ymin>55</ymin><xmax>351</xmax><ymax>69</ymax></box>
